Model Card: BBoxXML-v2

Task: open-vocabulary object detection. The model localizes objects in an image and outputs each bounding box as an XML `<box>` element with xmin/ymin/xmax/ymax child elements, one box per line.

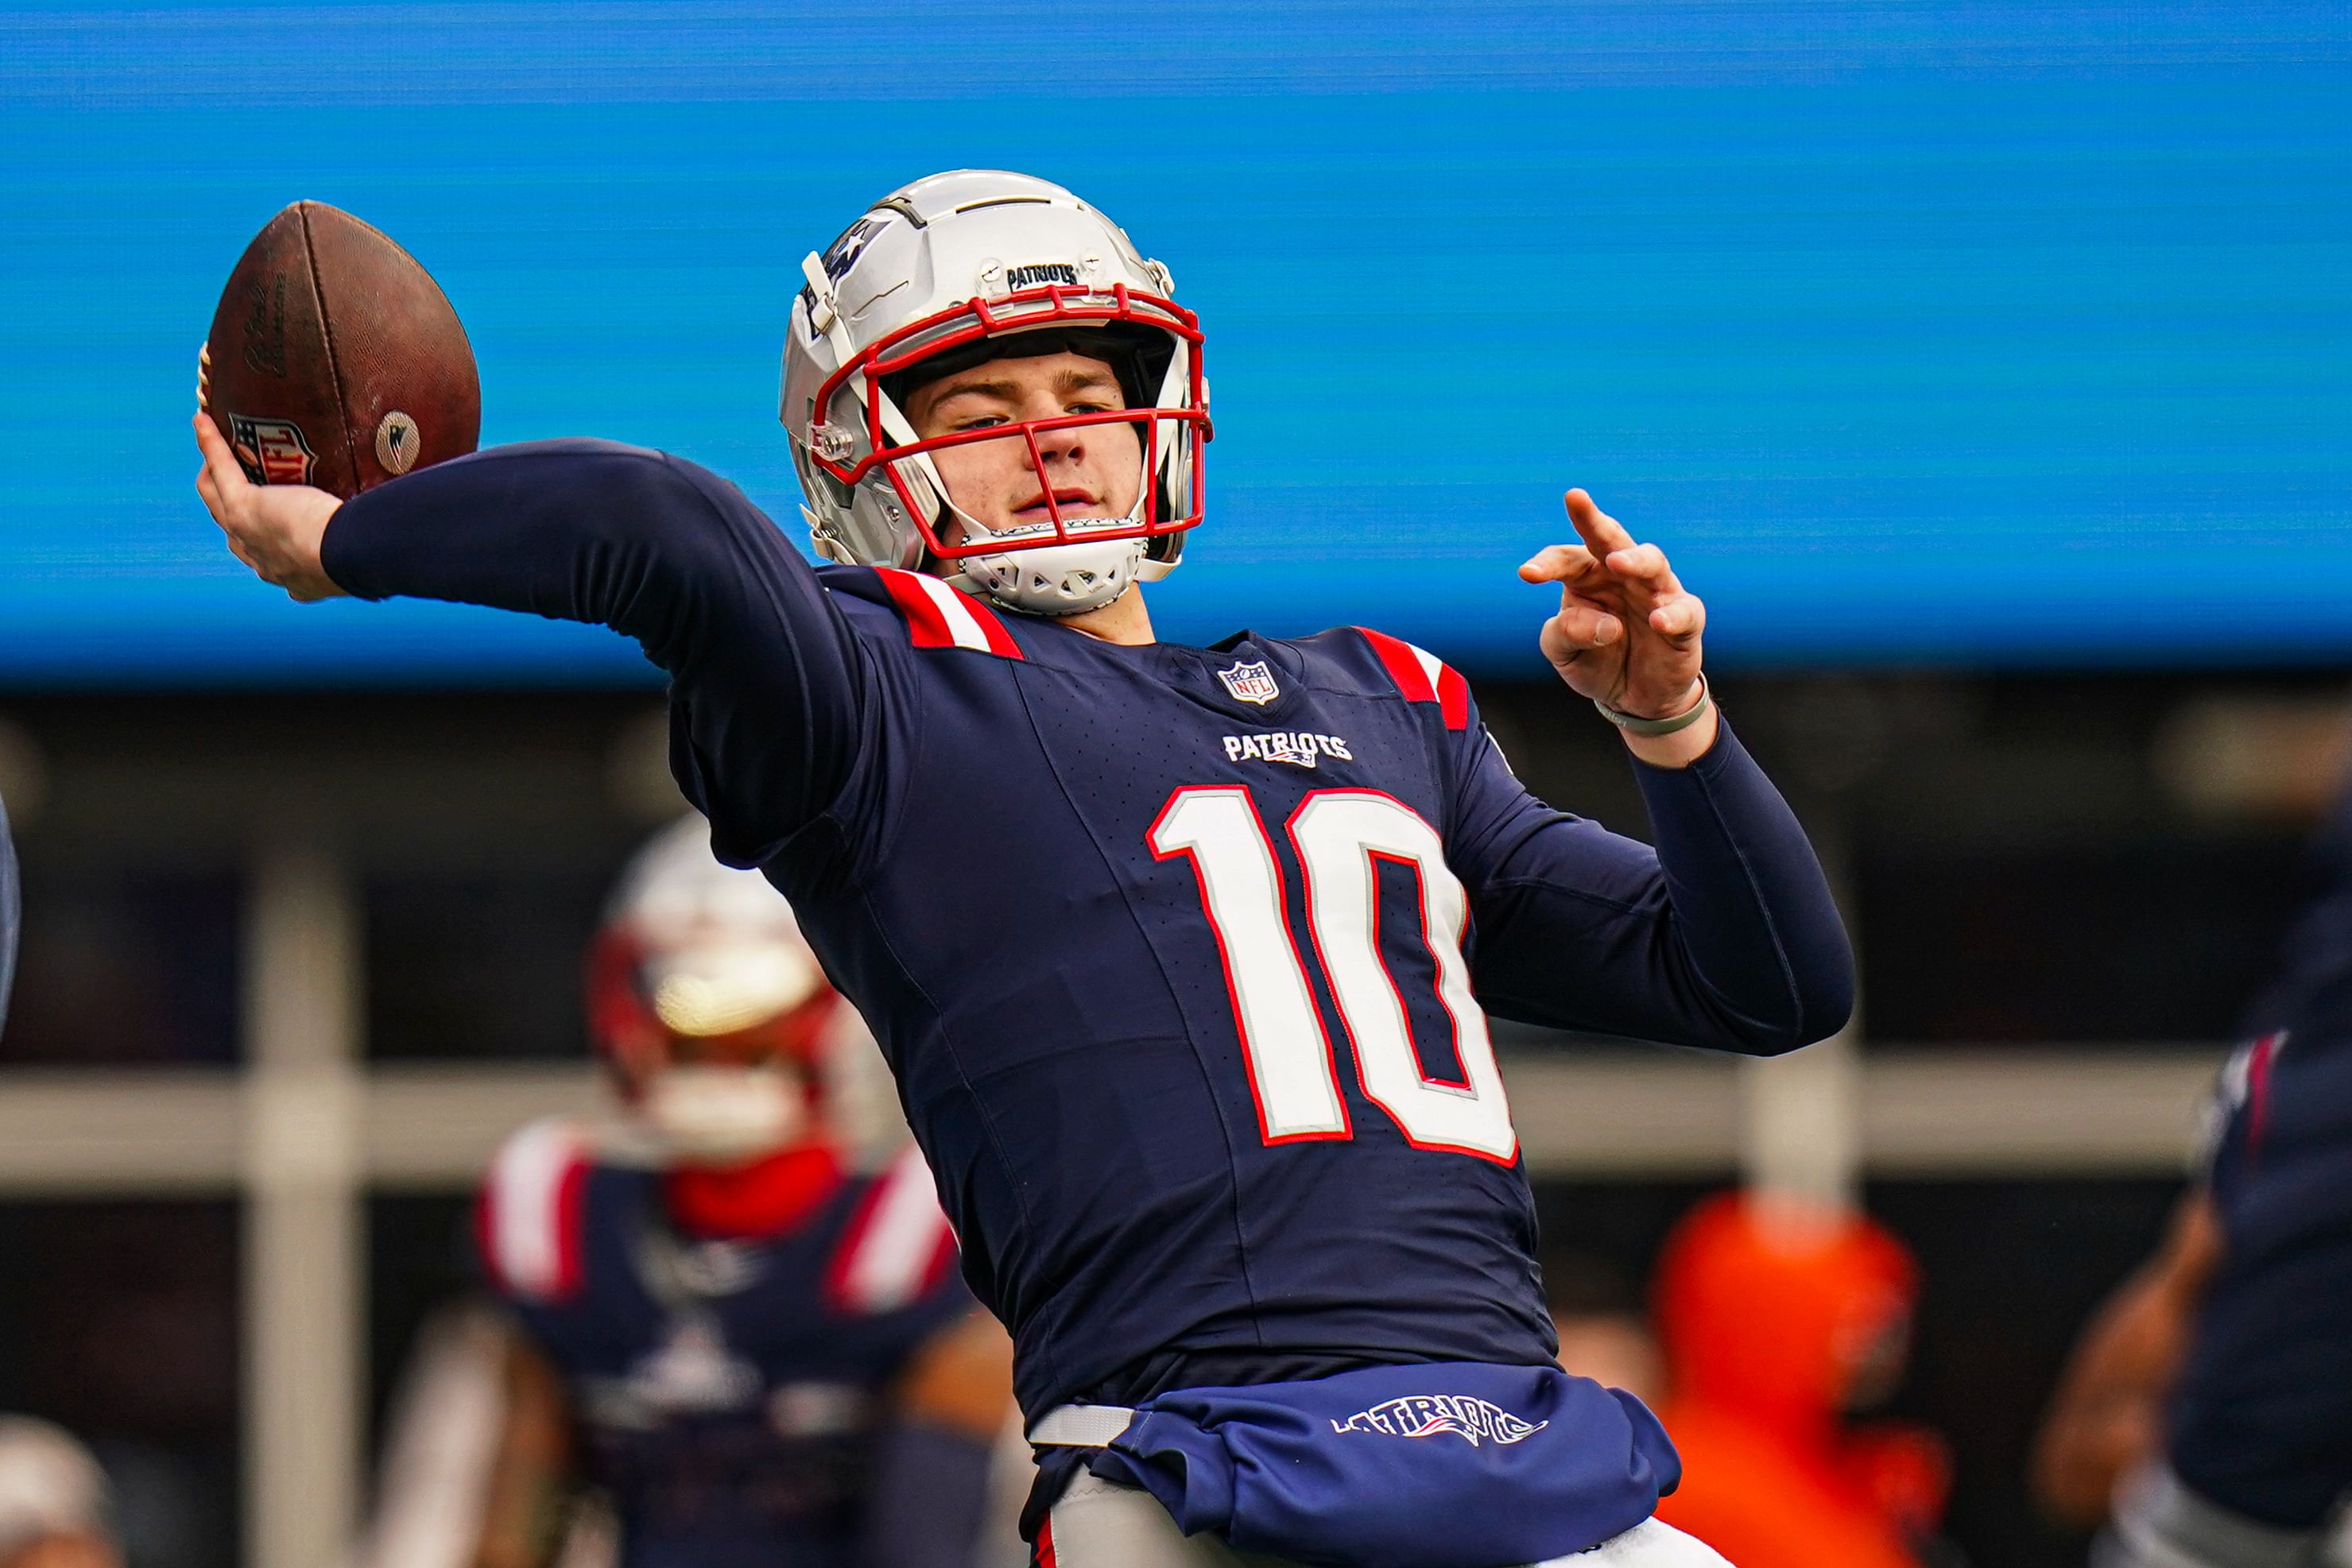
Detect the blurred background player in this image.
<box><xmin>366</xmin><ymin>815</ymin><xmax>1013</xmax><ymax>1568</ymax></box>
<box><xmin>1649</xmin><ymin>1191</ymin><xmax>1957</xmax><ymax>1568</ymax></box>
<box><xmin>2034</xmin><ymin>788</ymin><xmax>2352</xmax><ymax>1568</ymax></box>
<box><xmin>0</xmin><ymin>1418</ymin><xmax>119</xmax><ymax>1568</ymax></box>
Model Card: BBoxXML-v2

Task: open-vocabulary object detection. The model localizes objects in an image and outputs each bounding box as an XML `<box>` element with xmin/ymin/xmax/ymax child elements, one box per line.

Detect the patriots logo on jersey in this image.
<box><xmin>1217</xmin><ymin>659</ymin><xmax>1281</xmax><ymax>704</ymax></box>
<box><xmin>1223</xmin><ymin>730</ymin><xmax>1353</xmax><ymax>769</ymax></box>
<box><xmin>1330</xmin><ymin>1394</ymin><xmax>1548</xmax><ymax>1448</ymax></box>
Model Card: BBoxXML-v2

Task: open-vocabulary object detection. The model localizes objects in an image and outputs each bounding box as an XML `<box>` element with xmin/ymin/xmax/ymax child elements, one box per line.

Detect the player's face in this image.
<box><xmin>628</xmin><ymin>1020</ymin><xmax>827</xmax><ymax>1163</ymax></box>
<box><xmin>903</xmin><ymin>350</ymin><xmax>1145</xmax><ymax>544</ymax></box>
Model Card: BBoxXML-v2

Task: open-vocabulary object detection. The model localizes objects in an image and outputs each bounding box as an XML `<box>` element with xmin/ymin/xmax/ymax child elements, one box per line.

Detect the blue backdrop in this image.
<box><xmin>3</xmin><ymin>2</ymin><xmax>2348</xmax><ymax>683</ymax></box>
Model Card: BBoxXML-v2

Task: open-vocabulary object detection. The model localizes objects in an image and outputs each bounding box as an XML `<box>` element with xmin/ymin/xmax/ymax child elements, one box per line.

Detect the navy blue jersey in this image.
<box><xmin>2168</xmin><ymin>810</ymin><xmax>2352</xmax><ymax>1531</ymax></box>
<box><xmin>478</xmin><ymin>1125</ymin><xmax>970</xmax><ymax>1568</ymax></box>
<box><xmin>330</xmin><ymin>439</ymin><xmax>1852</xmax><ymax>1424</ymax></box>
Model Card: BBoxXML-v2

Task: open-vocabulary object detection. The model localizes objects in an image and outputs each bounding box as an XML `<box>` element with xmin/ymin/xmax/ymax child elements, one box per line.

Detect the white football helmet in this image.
<box><xmin>589</xmin><ymin>815</ymin><xmax>842</xmax><ymax>1163</ymax></box>
<box><xmin>780</xmin><ymin>170</ymin><xmax>1209</xmax><ymax>617</ymax></box>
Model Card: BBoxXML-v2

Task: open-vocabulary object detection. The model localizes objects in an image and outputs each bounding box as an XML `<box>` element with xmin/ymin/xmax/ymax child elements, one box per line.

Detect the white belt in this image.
<box><xmin>1026</xmin><ymin>1403</ymin><xmax>1137</xmax><ymax>1447</ymax></box>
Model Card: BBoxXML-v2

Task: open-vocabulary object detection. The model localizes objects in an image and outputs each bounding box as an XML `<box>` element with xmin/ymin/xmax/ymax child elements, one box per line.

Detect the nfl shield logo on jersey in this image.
<box><xmin>1217</xmin><ymin>660</ymin><xmax>1281</xmax><ymax>705</ymax></box>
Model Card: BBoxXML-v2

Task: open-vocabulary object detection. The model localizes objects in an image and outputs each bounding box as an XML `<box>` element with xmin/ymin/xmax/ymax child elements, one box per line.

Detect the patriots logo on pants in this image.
<box><xmin>1331</xmin><ymin>1394</ymin><xmax>1550</xmax><ymax>1447</ymax></box>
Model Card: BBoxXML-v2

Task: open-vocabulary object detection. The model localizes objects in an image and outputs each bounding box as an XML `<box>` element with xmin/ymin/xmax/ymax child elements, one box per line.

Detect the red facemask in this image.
<box><xmin>811</xmin><ymin>284</ymin><xmax>1210</xmax><ymax>564</ymax></box>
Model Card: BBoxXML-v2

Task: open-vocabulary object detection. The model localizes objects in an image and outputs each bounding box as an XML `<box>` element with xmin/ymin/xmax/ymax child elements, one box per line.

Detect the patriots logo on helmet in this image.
<box><xmin>1330</xmin><ymin>1395</ymin><xmax>1548</xmax><ymax>1448</ymax></box>
<box><xmin>1008</xmin><ymin>261</ymin><xmax>1079</xmax><ymax>289</ymax></box>
<box><xmin>1217</xmin><ymin>660</ymin><xmax>1281</xmax><ymax>705</ymax></box>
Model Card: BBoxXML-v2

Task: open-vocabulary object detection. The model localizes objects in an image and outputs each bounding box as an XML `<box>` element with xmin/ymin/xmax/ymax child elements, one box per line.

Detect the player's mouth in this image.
<box><xmin>1011</xmin><ymin>487</ymin><xmax>1099</xmax><ymax>524</ymax></box>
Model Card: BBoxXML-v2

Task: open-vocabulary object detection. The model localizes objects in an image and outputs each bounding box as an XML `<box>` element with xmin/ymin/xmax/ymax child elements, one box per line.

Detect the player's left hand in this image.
<box><xmin>1519</xmin><ymin>489</ymin><xmax>1705</xmax><ymax>718</ymax></box>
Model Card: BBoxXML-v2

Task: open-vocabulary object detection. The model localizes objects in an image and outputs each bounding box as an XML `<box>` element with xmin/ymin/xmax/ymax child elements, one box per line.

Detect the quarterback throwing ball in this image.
<box><xmin>196</xmin><ymin>172</ymin><xmax>1853</xmax><ymax>1568</ymax></box>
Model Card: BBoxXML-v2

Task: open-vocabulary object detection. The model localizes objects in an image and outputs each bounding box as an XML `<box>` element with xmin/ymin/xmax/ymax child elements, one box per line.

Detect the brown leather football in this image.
<box><xmin>200</xmin><ymin>201</ymin><xmax>479</xmax><ymax>498</ymax></box>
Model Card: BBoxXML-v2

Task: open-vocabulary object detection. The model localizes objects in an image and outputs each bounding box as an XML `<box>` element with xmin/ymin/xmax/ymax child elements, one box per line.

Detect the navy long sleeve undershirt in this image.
<box><xmin>1449</xmin><ymin>718</ymin><xmax>1853</xmax><ymax>1053</ymax></box>
<box><xmin>327</xmin><ymin>439</ymin><xmax>874</xmax><ymax>870</ymax></box>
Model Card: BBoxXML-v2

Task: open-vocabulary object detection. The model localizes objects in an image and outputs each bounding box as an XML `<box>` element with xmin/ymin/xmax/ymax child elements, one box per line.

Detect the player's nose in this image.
<box><xmin>1033</xmin><ymin>418</ymin><xmax>1086</xmax><ymax>465</ymax></box>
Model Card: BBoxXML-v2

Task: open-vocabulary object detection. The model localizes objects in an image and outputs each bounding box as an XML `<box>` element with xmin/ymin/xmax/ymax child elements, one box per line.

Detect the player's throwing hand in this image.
<box><xmin>1520</xmin><ymin>489</ymin><xmax>1707</xmax><ymax>721</ymax></box>
<box><xmin>192</xmin><ymin>412</ymin><xmax>346</xmax><ymax>602</ymax></box>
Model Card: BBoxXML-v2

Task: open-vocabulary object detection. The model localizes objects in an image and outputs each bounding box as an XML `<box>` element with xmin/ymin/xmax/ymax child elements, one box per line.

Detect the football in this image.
<box><xmin>199</xmin><ymin>200</ymin><xmax>479</xmax><ymax>498</ymax></box>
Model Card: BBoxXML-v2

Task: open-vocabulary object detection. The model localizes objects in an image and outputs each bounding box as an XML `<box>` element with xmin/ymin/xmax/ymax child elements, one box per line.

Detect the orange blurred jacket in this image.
<box><xmin>1649</xmin><ymin>1192</ymin><xmax>1947</xmax><ymax>1568</ymax></box>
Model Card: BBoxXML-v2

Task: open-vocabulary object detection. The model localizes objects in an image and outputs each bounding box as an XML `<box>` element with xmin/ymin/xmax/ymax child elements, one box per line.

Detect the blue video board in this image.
<box><xmin>2</xmin><ymin>2</ymin><xmax>2347</xmax><ymax>683</ymax></box>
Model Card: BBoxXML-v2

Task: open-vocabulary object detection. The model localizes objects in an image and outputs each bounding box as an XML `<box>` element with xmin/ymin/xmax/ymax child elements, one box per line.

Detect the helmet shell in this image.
<box><xmin>780</xmin><ymin>170</ymin><xmax>1205</xmax><ymax>602</ymax></box>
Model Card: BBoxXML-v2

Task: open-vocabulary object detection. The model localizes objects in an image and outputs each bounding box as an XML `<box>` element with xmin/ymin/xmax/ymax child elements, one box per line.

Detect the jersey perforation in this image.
<box><xmin>996</xmin><ymin>652</ymin><xmax>1278</xmax><ymax>1352</ymax></box>
<box><xmin>800</xmin><ymin>573</ymin><xmax>945</xmax><ymax>907</ymax></box>
<box><xmin>1284</xmin><ymin>628</ymin><xmax>1474</xmax><ymax>837</ymax></box>
<box><xmin>852</xmin><ymin>634</ymin><xmax>929</xmax><ymax>898</ymax></box>
<box><xmin>843</xmin><ymin>869</ymin><xmax>1059</xmax><ymax>1382</ymax></box>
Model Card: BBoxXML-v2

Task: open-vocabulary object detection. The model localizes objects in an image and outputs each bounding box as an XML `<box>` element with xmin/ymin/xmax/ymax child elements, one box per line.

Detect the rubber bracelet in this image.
<box><xmin>1594</xmin><ymin>674</ymin><xmax>1711</xmax><ymax>737</ymax></box>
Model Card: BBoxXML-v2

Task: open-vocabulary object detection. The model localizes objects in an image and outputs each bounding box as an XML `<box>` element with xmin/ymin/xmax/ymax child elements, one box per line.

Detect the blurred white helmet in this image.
<box><xmin>0</xmin><ymin>1417</ymin><xmax>107</xmax><ymax>1559</ymax></box>
<box><xmin>589</xmin><ymin>816</ymin><xmax>841</xmax><ymax>1163</ymax></box>
<box><xmin>780</xmin><ymin>169</ymin><xmax>1210</xmax><ymax>618</ymax></box>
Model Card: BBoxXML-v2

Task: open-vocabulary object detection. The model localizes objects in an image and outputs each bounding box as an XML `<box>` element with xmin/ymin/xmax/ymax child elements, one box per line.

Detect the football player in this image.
<box><xmin>2033</xmin><ymin>793</ymin><xmax>2352</xmax><ymax>1567</ymax></box>
<box><xmin>461</xmin><ymin>815</ymin><xmax>1013</xmax><ymax>1568</ymax></box>
<box><xmin>194</xmin><ymin>170</ymin><xmax>1855</xmax><ymax>1567</ymax></box>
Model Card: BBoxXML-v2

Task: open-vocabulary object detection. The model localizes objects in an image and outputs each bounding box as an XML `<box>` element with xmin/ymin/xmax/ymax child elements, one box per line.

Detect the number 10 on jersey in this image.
<box><xmin>1149</xmin><ymin>786</ymin><xmax>1519</xmax><ymax>1163</ymax></box>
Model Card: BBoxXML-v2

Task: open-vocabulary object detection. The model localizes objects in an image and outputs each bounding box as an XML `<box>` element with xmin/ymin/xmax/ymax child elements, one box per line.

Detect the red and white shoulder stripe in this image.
<box><xmin>475</xmin><ymin>1117</ymin><xmax>592</xmax><ymax>1305</ymax></box>
<box><xmin>874</xmin><ymin>568</ymin><xmax>1024</xmax><ymax>659</ymax></box>
<box><xmin>1355</xmin><ymin>627</ymin><xmax>1470</xmax><ymax>730</ymax></box>
<box><xmin>2245</xmin><ymin>1029</ymin><xmax>2287</xmax><ymax>1161</ymax></box>
<box><xmin>824</xmin><ymin>1144</ymin><xmax>959</xmax><ymax>1316</ymax></box>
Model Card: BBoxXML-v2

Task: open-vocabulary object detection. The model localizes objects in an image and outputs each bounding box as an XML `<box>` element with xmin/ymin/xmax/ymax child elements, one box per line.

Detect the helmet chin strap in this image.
<box><xmin>946</xmin><ymin>525</ymin><xmax>1148</xmax><ymax>618</ymax></box>
<box><xmin>936</xmin><ymin>470</ymin><xmax>1156</xmax><ymax>618</ymax></box>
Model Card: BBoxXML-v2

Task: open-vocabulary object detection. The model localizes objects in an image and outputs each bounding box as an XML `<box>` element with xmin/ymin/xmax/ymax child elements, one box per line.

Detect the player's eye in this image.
<box><xmin>952</xmin><ymin>413</ymin><xmax>1010</xmax><ymax>432</ymax></box>
<box><xmin>1067</xmin><ymin>401</ymin><xmax>1114</xmax><ymax>415</ymax></box>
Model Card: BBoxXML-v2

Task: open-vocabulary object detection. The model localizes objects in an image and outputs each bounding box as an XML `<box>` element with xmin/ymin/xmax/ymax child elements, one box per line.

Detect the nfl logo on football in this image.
<box><xmin>1218</xmin><ymin>660</ymin><xmax>1280</xmax><ymax>705</ymax></box>
<box><xmin>227</xmin><ymin>414</ymin><xmax>316</xmax><ymax>487</ymax></box>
